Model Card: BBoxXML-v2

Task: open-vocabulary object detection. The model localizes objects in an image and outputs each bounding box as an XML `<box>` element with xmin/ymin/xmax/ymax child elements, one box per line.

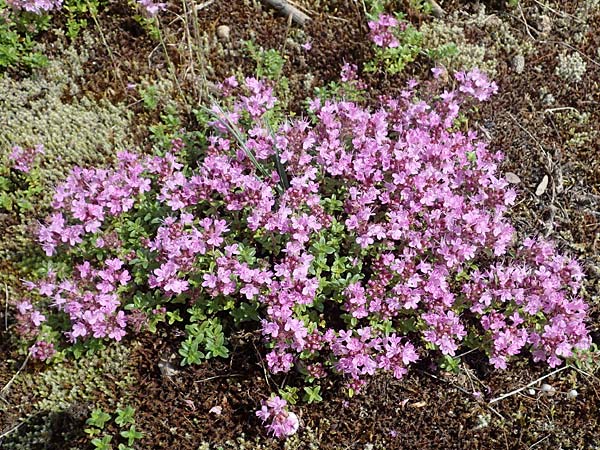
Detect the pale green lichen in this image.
<box><xmin>555</xmin><ymin>52</ymin><xmax>587</xmax><ymax>84</ymax></box>
<box><xmin>420</xmin><ymin>5</ymin><xmax>533</xmax><ymax>76</ymax></box>
<box><xmin>553</xmin><ymin>110</ymin><xmax>598</xmax><ymax>150</ymax></box>
<box><xmin>0</xmin><ymin>30</ymin><xmax>135</xmax><ymax>190</ymax></box>
<box><xmin>420</xmin><ymin>20</ymin><xmax>495</xmax><ymax>75</ymax></box>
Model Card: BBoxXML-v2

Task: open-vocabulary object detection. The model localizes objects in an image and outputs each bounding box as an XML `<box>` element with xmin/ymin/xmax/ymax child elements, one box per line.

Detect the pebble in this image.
<box><xmin>540</xmin><ymin>383</ymin><xmax>555</xmax><ymax>395</ymax></box>
<box><xmin>217</xmin><ymin>25</ymin><xmax>230</xmax><ymax>41</ymax></box>
<box><xmin>567</xmin><ymin>389</ymin><xmax>578</xmax><ymax>399</ymax></box>
<box><xmin>505</xmin><ymin>172</ymin><xmax>521</xmax><ymax>184</ymax></box>
<box><xmin>535</xmin><ymin>175</ymin><xmax>549</xmax><ymax>196</ymax></box>
<box><xmin>158</xmin><ymin>358</ymin><xmax>180</xmax><ymax>378</ymax></box>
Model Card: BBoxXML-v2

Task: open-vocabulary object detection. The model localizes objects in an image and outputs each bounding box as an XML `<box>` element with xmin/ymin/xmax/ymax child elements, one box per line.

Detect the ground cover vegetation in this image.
<box><xmin>1</xmin><ymin>0</ymin><xmax>599</xmax><ymax>448</ymax></box>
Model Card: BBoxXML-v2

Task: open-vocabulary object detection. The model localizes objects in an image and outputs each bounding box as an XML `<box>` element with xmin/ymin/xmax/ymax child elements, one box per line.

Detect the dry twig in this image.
<box><xmin>261</xmin><ymin>0</ymin><xmax>311</xmax><ymax>26</ymax></box>
<box><xmin>489</xmin><ymin>366</ymin><xmax>568</xmax><ymax>404</ymax></box>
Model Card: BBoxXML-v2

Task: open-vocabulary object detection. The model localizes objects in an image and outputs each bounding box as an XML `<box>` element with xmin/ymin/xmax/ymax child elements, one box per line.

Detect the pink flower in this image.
<box><xmin>137</xmin><ymin>0</ymin><xmax>166</xmax><ymax>17</ymax></box>
<box><xmin>9</xmin><ymin>144</ymin><xmax>44</xmax><ymax>173</ymax></box>
<box><xmin>368</xmin><ymin>14</ymin><xmax>401</xmax><ymax>48</ymax></box>
<box><xmin>256</xmin><ymin>396</ymin><xmax>299</xmax><ymax>438</ymax></box>
<box><xmin>6</xmin><ymin>0</ymin><xmax>62</xmax><ymax>13</ymax></box>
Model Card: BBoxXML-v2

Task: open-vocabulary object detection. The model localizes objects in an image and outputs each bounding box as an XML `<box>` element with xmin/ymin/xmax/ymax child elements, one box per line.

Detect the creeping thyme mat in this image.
<box><xmin>10</xmin><ymin>70</ymin><xmax>592</xmax><ymax>437</ymax></box>
<box><xmin>1</xmin><ymin>0</ymin><xmax>599</xmax><ymax>449</ymax></box>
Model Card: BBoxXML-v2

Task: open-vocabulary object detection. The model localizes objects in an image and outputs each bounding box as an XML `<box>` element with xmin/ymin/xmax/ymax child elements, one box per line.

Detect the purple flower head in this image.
<box><xmin>368</xmin><ymin>13</ymin><xmax>402</xmax><ymax>48</ymax></box>
<box><xmin>455</xmin><ymin>68</ymin><xmax>498</xmax><ymax>101</ymax></box>
<box><xmin>256</xmin><ymin>396</ymin><xmax>299</xmax><ymax>438</ymax></box>
<box><xmin>7</xmin><ymin>0</ymin><xmax>62</xmax><ymax>13</ymax></box>
<box><xmin>137</xmin><ymin>0</ymin><xmax>166</xmax><ymax>17</ymax></box>
<box><xmin>9</xmin><ymin>144</ymin><xmax>45</xmax><ymax>173</ymax></box>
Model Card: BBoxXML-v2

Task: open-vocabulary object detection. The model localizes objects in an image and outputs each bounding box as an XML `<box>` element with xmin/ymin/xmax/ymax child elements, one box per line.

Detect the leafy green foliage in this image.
<box><xmin>180</xmin><ymin>317</ymin><xmax>230</xmax><ymax>365</ymax></box>
<box><xmin>0</xmin><ymin>0</ymin><xmax>48</xmax><ymax>70</ymax></box>
<box><xmin>114</xmin><ymin>406</ymin><xmax>136</xmax><ymax>427</ymax></box>
<box><xmin>365</xmin><ymin>13</ymin><xmax>423</xmax><ymax>75</ymax></box>
<box><xmin>91</xmin><ymin>435</ymin><xmax>113</xmax><ymax>450</ymax></box>
<box><xmin>243</xmin><ymin>39</ymin><xmax>285</xmax><ymax>81</ymax></box>
<box><xmin>0</xmin><ymin>168</ymin><xmax>44</xmax><ymax>214</ymax></box>
<box><xmin>302</xmin><ymin>385</ymin><xmax>323</xmax><ymax>404</ymax></box>
<box><xmin>86</xmin><ymin>406</ymin><xmax>142</xmax><ymax>449</ymax></box>
<box><xmin>86</xmin><ymin>409</ymin><xmax>112</xmax><ymax>429</ymax></box>
<box><xmin>63</xmin><ymin>0</ymin><xmax>101</xmax><ymax>39</ymax></box>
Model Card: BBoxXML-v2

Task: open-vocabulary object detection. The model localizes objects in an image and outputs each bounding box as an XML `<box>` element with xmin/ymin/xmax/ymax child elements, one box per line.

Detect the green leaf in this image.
<box><xmin>166</xmin><ymin>310</ymin><xmax>183</xmax><ymax>325</ymax></box>
<box><xmin>120</xmin><ymin>425</ymin><xmax>143</xmax><ymax>446</ymax></box>
<box><xmin>303</xmin><ymin>386</ymin><xmax>323</xmax><ymax>404</ymax></box>
<box><xmin>91</xmin><ymin>434</ymin><xmax>112</xmax><ymax>450</ymax></box>
<box><xmin>86</xmin><ymin>409</ymin><xmax>111</xmax><ymax>429</ymax></box>
<box><xmin>115</xmin><ymin>406</ymin><xmax>136</xmax><ymax>427</ymax></box>
<box><xmin>231</xmin><ymin>302</ymin><xmax>259</xmax><ymax>324</ymax></box>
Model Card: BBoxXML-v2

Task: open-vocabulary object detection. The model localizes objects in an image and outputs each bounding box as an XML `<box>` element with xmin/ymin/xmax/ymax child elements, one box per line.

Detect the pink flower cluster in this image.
<box><xmin>39</xmin><ymin>151</ymin><xmax>151</xmax><ymax>256</ymax></box>
<box><xmin>6</xmin><ymin>0</ymin><xmax>62</xmax><ymax>13</ymax></box>
<box><xmin>368</xmin><ymin>13</ymin><xmax>404</xmax><ymax>48</ymax></box>
<box><xmin>455</xmin><ymin>68</ymin><xmax>498</xmax><ymax>101</ymax></box>
<box><xmin>21</xmin><ymin>70</ymin><xmax>591</xmax><ymax>436</ymax></box>
<box><xmin>23</xmin><ymin>261</ymin><xmax>129</xmax><ymax>344</ymax></box>
<box><xmin>463</xmin><ymin>238</ymin><xmax>590</xmax><ymax>369</ymax></box>
<box><xmin>8</xmin><ymin>144</ymin><xmax>45</xmax><ymax>173</ymax></box>
<box><xmin>30</xmin><ymin>341</ymin><xmax>56</xmax><ymax>360</ymax></box>
<box><xmin>256</xmin><ymin>396</ymin><xmax>299</xmax><ymax>438</ymax></box>
<box><xmin>15</xmin><ymin>299</ymin><xmax>46</xmax><ymax>339</ymax></box>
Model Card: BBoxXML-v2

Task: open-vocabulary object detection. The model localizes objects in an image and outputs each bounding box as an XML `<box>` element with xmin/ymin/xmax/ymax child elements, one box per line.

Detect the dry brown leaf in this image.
<box><xmin>411</xmin><ymin>401</ymin><xmax>427</xmax><ymax>408</ymax></box>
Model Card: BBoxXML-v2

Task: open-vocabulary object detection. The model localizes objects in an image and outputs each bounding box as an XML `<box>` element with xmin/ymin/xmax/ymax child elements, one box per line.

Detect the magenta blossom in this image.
<box><xmin>256</xmin><ymin>396</ymin><xmax>299</xmax><ymax>438</ymax></box>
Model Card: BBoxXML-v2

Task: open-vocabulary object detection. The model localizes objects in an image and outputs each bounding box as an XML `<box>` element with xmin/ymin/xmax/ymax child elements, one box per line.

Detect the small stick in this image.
<box><xmin>544</xmin><ymin>107</ymin><xmax>579</xmax><ymax>114</ymax></box>
<box><xmin>0</xmin><ymin>413</ymin><xmax>40</xmax><ymax>440</ymax></box>
<box><xmin>193</xmin><ymin>374</ymin><xmax>242</xmax><ymax>383</ymax></box>
<box><xmin>489</xmin><ymin>366</ymin><xmax>568</xmax><ymax>404</ymax></box>
<box><xmin>544</xmin><ymin>40</ymin><xmax>600</xmax><ymax>68</ymax></box>
<box><xmin>261</xmin><ymin>0</ymin><xmax>311</xmax><ymax>26</ymax></box>
<box><xmin>518</xmin><ymin>3</ymin><xmax>536</xmax><ymax>40</ymax></box>
<box><xmin>4</xmin><ymin>283</ymin><xmax>8</xmax><ymax>331</ymax></box>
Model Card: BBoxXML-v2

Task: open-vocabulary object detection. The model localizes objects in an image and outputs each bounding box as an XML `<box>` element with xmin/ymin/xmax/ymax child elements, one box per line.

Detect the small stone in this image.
<box><xmin>429</xmin><ymin>0</ymin><xmax>445</xmax><ymax>18</ymax></box>
<box><xmin>512</xmin><ymin>54</ymin><xmax>525</xmax><ymax>74</ymax></box>
<box><xmin>536</xmin><ymin>14</ymin><xmax>552</xmax><ymax>36</ymax></box>
<box><xmin>535</xmin><ymin>175</ymin><xmax>549</xmax><ymax>196</ymax></box>
<box><xmin>505</xmin><ymin>172</ymin><xmax>521</xmax><ymax>184</ymax></box>
<box><xmin>540</xmin><ymin>383</ymin><xmax>555</xmax><ymax>395</ymax></box>
<box><xmin>216</xmin><ymin>25</ymin><xmax>230</xmax><ymax>41</ymax></box>
<box><xmin>567</xmin><ymin>389</ymin><xmax>578</xmax><ymax>399</ymax></box>
<box><xmin>527</xmin><ymin>388</ymin><xmax>536</xmax><ymax>396</ymax></box>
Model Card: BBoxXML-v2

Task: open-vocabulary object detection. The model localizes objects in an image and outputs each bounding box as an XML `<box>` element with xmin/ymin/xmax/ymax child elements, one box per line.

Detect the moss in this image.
<box><xmin>2</xmin><ymin>342</ymin><xmax>135</xmax><ymax>449</ymax></box>
<box><xmin>14</xmin><ymin>343</ymin><xmax>134</xmax><ymax>413</ymax></box>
